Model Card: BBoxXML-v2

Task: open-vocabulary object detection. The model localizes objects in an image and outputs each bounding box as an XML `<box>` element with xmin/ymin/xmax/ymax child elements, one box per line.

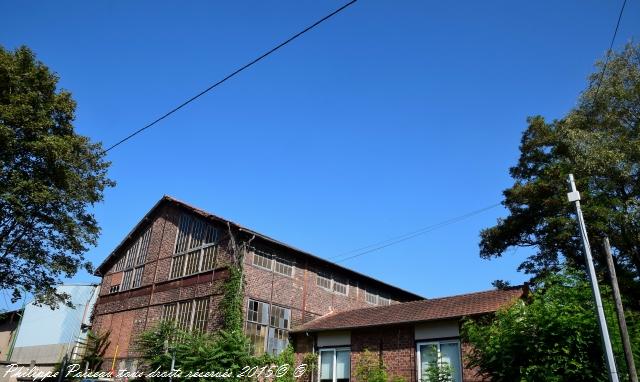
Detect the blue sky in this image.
<box><xmin>1</xmin><ymin>1</ymin><xmax>638</xmax><ymax>309</ymax></box>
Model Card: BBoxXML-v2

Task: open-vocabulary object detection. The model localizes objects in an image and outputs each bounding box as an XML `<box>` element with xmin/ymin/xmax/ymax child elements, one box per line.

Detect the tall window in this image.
<box><xmin>319</xmin><ymin>348</ymin><xmax>350</xmax><ymax>382</ymax></box>
<box><xmin>162</xmin><ymin>297</ymin><xmax>210</xmax><ymax>332</ymax></box>
<box><xmin>170</xmin><ymin>214</ymin><xmax>219</xmax><ymax>279</ymax></box>
<box><xmin>112</xmin><ymin>227</ymin><xmax>152</xmax><ymax>290</ymax></box>
<box><xmin>245</xmin><ymin>299</ymin><xmax>291</xmax><ymax>356</ymax></box>
<box><xmin>417</xmin><ymin>340</ymin><xmax>462</xmax><ymax>382</ymax></box>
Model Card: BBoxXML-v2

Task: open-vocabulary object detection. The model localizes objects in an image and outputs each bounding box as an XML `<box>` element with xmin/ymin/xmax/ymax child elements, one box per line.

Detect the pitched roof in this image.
<box><xmin>95</xmin><ymin>196</ymin><xmax>423</xmax><ymax>300</ymax></box>
<box><xmin>293</xmin><ymin>286</ymin><xmax>526</xmax><ymax>332</ymax></box>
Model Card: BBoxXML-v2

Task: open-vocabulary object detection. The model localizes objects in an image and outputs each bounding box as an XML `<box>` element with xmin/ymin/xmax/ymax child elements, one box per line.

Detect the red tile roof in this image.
<box><xmin>293</xmin><ymin>286</ymin><xmax>526</xmax><ymax>332</ymax></box>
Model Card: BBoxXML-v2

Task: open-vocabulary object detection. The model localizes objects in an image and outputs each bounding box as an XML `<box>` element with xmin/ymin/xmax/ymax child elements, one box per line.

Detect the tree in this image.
<box><xmin>0</xmin><ymin>45</ymin><xmax>113</xmax><ymax>308</ymax></box>
<box><xmin>479</xmin><ymin>43</ymin><xmax>640</xmax><ymax>303</ymax></box>
<box><xmin>462</xmin><ymin>269</ymin><xmax>640</xmax><ymax>382</ymax></box>
<box><xmin>78</xmin><ymin>330</ymin><xmax>111</xmax><ymax>372</ymax></box>
<box><xmin>354</xmin><ymin>349</ymin><xmax>388</xmax><ymax>382</ymax></box>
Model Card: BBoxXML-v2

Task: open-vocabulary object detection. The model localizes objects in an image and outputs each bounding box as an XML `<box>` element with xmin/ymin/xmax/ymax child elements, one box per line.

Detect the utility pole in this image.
<box><xmin>567</xmin><ymin>174</ymin><xmax>619</xmax><ymax>382</ymax></box>
<box><xmin>604</xmin><ymin>237</ymin><xmax>638</xmax><ymax>382</ymax></box>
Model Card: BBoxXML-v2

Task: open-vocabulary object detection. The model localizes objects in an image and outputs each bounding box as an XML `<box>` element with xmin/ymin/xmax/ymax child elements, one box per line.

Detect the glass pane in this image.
<box><xmin>320</xmin><ymin>350</ymin><xmax>334</xmax><ymax>381</ymax></box>
<box><xmin>420</xmin><ymin>344</ymin><xmax>438</xmax><ymax>380</ymax></box>
<box><xmin>336</xmin><ymin>350</ymin><xmax>350</xmax><ymax>380</ymax></box>
<box><xmin>440</xmin><ymin>342</ymin><xmax>462</xmax><ymax>382</ymax></box>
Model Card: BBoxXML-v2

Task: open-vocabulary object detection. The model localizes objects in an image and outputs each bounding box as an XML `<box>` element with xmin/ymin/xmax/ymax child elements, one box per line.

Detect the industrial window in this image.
<box><xmin>201</xmin><ymin>246</ymin><xmax>216</xmax><ymax>271</ymax></box>
<box><xmin>121</xmin><ymin>270</ymin><xmax>133</xmax><ymax>291</ymax></box>
<box><xmin>378</xmin><ymin>296</ymin><xmax>391</xmax><ymax>306</ymax></box>
<box><xmin>170</xmin><ymin>214</ymin><xmax>218</xmax><ymax>279</ymax></box>
<box><xmin>273</xmin><ymin>259</ymin><xmax>293</xmax><ymax>277</ymax></box>
<box><xmin>114</xmin><ymin>256</ymin><xmax>125</xmax><ymax>272</ymax></box>
<box><xmin>162</xmin><ymin>304</ymin><xmax>177</xmax><ymax>322</ymax></box>
<box><xmin>319</xmin><ymin>348</ymin><xmax>350</xmax><ymax>382</ymax></box>
<box><xmin>161</xmin><ymin>298</ymin><xmax>209</xmax><ymax>333</ymax></box>
<box><xmin>192</xmin><ymin>298</ymin><xmax>210</xmax><ymax>332</ymax></box>
<box><xmin>109</xmin><ymin>284</ymin><xmax>120</xmax><ymax>294</ymax></box>
<box><xmin>316</xmin><ymin>274</ymin><xmax>332</xmax><ymax>290</ymax></box>
<box><xmin>131</xmin><ymin>266</ymin><xmax>144</xmax><ymax>289</ymax></box>
<box><xmin>184</xmin><ymin>250</ymin><xmax>201</xmax><ymax>276</ymax></box>
<box><xmin>176</xmin><ymin>300</ymin><xmax>193</xmax><ymax>331</ymax></box>
<box><xmin>333</xmin><ymin>279</ymin><xmax>348</xmax><ymax>296</ymax></box>
<box><xmin>246</xmin><ymin>299</ymin><xmax>269</xmax><ymax>355</ymax></box>
<box><xmin>246</xmin><ymin>299</ymin><xmax>291</xmax><ymax>356</ymax></box>
<box><xmin>113</xmin><ymin>227</ymin><xmax>152</xmax><ymax>273</ymax></box>
<box><xmin>365</xmin><ymin>290</ymin><xmax>377</xmax><ymax>304</ymax></box>
<box><xmin>253</xmin><ymin>252</ymin><xmax>272</xmax><ymax>270</ymax></box>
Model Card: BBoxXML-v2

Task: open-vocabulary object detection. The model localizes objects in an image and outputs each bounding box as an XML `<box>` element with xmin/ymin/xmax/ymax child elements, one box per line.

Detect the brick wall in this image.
<box><xmin>92</xmin><ymin>198</ymin><xmax>422</xmax><ymax>369</ymax></box>
<box><xmin>350</xmin><ymin>326</ymin><xmax>416</xmax><ymax>382</ymax></box>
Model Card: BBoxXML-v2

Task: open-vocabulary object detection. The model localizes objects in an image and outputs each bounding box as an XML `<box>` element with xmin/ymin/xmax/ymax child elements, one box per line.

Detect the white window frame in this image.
<box><xmin>316</xmin><ymin>273</ymin><xmax>332</xmax><ymax>291</ymax></box>
<box><xmin>416</xmin><ymin>339</ymin><xmax>462</xmax><ymax>382</ymax></box>
<box><xmin>252</xmin><ymin>252</ymin><xmax>273</xmax><ymax>271</ymax></box>
<box><xmin>365</xmin><ymin>290</ymin><xmax>378</xmax><ymax>305</ymax></box>
<box><xmin>318</xmin><ymin>347</ymin><xmax>350</xmax><ymax>382</ymax></box>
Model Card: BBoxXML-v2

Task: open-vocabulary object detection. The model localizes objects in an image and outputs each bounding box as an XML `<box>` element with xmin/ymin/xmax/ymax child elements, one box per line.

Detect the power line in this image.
<box><xmin>593</xmin><ymin>0</ymin><xmax>627</xmax><ymax>100</ymax></box>
<box><xmin>330</xmin><ymin>203</ymin><xmax>501</xmax><ymax>263</ymax></box>
<box><xmin>104</xmin><ymin>0</ymin><xmax>358</xmax><ymax>153</ymax></box>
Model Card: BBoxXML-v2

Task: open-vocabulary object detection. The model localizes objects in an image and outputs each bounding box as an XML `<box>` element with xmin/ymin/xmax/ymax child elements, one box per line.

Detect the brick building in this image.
<box><xmin>91</xmin><ymin>196</ymin><xmax>422</xmax><ymax>369</ymax></box>
<box><xmin>291</xmin><ymin>287</ymin><xmax>526</xmax><ymax>382</ymax></box>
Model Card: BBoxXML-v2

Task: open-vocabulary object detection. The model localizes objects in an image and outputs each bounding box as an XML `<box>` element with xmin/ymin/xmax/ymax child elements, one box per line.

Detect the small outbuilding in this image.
<box><xmin>291</xmin><ymin>286</ymin><xmax>526</xmax><ymax>382</ymax></box>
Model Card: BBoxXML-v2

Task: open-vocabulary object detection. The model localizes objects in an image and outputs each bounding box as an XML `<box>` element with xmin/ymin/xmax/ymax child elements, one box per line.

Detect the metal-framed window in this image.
<box><xmin>274</xmin><ymin>258</ymin><xmax>293</xmax><ymax>277</ymax></box>
<box><xmin>332</xmin><ymin>279</ymin><xmax>348</xmax><ymax>296</ymax></box>
<box><xmin>317</xmin><ymin>274</ymin><xmax>349</xmax><ymax>296</ymax></box>
<box><xmin>251</xmin><ymin>251</ymin><xmax>294</xmax><ymax>277</ymax></box>
<box><xmin>161</xmin><ymin>297</ymin><xmax>210</xmax><ymax>333</ymax></box>
<box><xmin>365</xmin><ymin>290</ymin><xmax>378</xmax><ymax>305</ymax></box>
<box><xmin>112</xmin><ymin>227</ymin><xmax>152</xmax><ymax>273</ymax></box>
<box><xmin>245</xmin><ymin>299</ymin><xmax>291</xmax><ymax>356</ymax></box>
<box><xmin>319</xmin><ymin>348</ymin><xmax>350</xmax><ymax>382</ymax></box>
<box><xmin>316</xmin><ymin>274</ymin><xmax>332</xmax><ymax>290</ymax></box>
<box><xmin>109</xmin><ymin>284</ymin><xmax>120</xmax><ymax>294</ymax></box>
<box><xmin>170</xmin><ymin>214</ymin><xmax>219</xmax><ymax>279</ymax></box>
<box><xmin>253</xmin><ymin>252</ymin><xmax>272</xmax><ymax>270</ymax></box>
<box><xmin>378</xmin><ymin>296</ymin><xmax>391</xmax><ymax>306</ymax></box>
<box><xmin>121</xmin><ymin>270</ymin><xmax>133</xmax><ymax>291</ymax></box>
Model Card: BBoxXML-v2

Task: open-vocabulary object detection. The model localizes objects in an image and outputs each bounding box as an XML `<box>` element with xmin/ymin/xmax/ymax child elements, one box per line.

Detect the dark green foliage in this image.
<box><xmin>0</xmin><ymin>45</ymin><xmax>114</xmax><ymax>308</ymax></box>
<box><xmin>479</xmin><ymin>43</ymin><xmax>640</xmax><ymax>304</ymax></box>
<box><xmin>220</xmin><ymin>265</ymin><xmax>244</xmax><ymax>332</ymax></box>
<box><xmin>78</xmin><ymin>330</ymin><xmax>111</xmax><ymax>372</ymax></box>
<box><xmin>462</xmin><ymin>268</ymin><xmax>640</xmax><ymax>382</ymax></box>
<box><xmin>134</xmin><ymin>320</ymin><xmax>182</xmax><ymax>372</ymax></box>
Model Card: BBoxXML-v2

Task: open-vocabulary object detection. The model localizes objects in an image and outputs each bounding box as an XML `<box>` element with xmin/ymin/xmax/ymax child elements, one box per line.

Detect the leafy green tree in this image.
<box><xmin>422</xmin><ymin>357</ymin><xmax>454</xmax><ymax>382</ymax></box>
<box><xmin>462</xmin><ymin>268</ymin><xmax>640</xmax><ymax>382</ymax></box>
<box><xmin>0</xmin><ymin>45</ymin><xmax>114</xmax><ymax>307</ymax></box>
<box><xmin>479</xmin><ymin>43</ymin><xmax>640</xmax><ymax>303</ymax></box>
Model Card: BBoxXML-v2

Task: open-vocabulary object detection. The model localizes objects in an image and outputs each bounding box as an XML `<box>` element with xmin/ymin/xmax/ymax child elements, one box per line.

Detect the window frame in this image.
<box><xmin>416</xmin><ymin>339</ymin><xmax>463</xmax><ymax>382</ymax></box>
<box><xmin>250</xmin><ymin>250</ymin><xmax>295</xmax><ymax>278</ymax></box>
<box><xmin>111</xmin><ymin>227</ymin><xmax>152</xmax><ymax>274</ymax></box>
<box><xmin>245</xmin><ymin>298</ymin><xmax>292</xmax><ymax>356</ymax></box>
<box><xmin>169</xmin><ymin>214</ymin><xmax>219</xmax><ymax>280</ymax></box>
<box><xmin>318</xmin><ymin>347</ymin><xmax>351</xmax><ymax>382</ymax></box>
<box><xmin>161</xmin><ymin>297</ymin><xmax>210</xmax><ymax>332</ymax></box>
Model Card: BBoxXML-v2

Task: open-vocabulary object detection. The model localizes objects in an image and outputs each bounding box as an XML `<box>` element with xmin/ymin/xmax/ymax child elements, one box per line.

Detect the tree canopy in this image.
<box><xmin>480</xmin><ymin>43</ymin><xmax>640</xmax><ymax>302</ymax></box>
<box><xmin>0</xmin><ymin>45</ymin><xmax>114</xmax><ymax>308</ymax></box>
<box><xmin>462</xmin><ymin>269</ymin><xmax>640</xmax><ymax>382</ymax></box>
